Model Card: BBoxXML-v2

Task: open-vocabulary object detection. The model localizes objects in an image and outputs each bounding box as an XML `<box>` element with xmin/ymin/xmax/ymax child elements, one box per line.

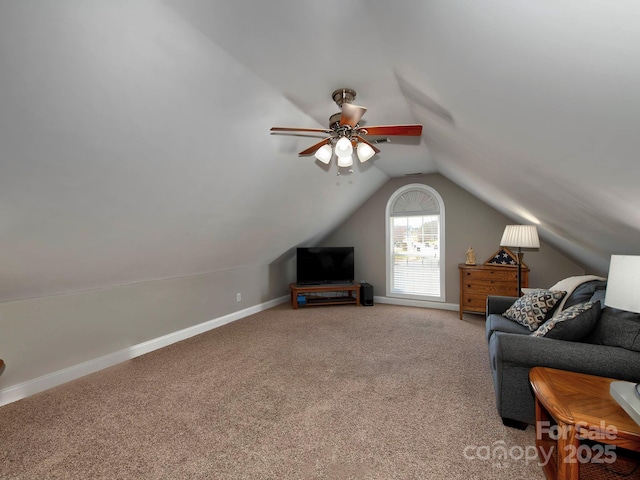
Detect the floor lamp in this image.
<box><xmin>500</xmin><ymin>225</ymin><xmax>540</xmax><ymax>296</ymax></box>
<box><xmin>605</xmin><ymin>255</ymin><xmax>640</xmax><ymax>425</ymax></box>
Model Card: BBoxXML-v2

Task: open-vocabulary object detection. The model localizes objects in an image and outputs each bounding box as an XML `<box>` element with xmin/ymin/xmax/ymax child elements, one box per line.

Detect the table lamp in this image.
<box><xmin>500</xmin><ymin>224</ymin><xmax>540</xmax><ymax>296</ymax></box>
<box><xmin>606</xmin><ymin>255</ymin><xmax>640</xmax><ymax>426</ymax></box>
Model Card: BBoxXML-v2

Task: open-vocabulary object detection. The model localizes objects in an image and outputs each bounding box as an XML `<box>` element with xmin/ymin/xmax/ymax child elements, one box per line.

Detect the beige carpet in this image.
<box><xmin>0</xmin><ymin>304</ymin><xmax>546</xmax><ymax>479</ymax></box>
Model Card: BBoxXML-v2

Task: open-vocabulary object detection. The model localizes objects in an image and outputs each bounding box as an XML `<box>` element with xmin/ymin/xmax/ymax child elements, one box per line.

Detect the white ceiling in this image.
<box><xmin>1</xmin><ymin>0</ymin><xmax>639</xmax><ymax>301</ymax></box>
<box><xmin>159</xmin><ymin>0</ymin><xmax>640</xmax><ymax>273</ymax></box>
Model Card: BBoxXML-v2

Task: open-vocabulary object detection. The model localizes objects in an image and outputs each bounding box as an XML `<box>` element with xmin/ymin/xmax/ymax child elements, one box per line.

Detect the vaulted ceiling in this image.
<box><xmin>1</xmin><ymin>0</ymin><xmax>639</xmax><ymax>302</ymax></box>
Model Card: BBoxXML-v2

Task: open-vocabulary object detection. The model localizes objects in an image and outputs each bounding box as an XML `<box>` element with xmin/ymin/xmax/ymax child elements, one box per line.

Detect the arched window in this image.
<box><xmin>386</xmin><ymin>184</ymin><xmax>445</xmax><ymax>302</ymax></box>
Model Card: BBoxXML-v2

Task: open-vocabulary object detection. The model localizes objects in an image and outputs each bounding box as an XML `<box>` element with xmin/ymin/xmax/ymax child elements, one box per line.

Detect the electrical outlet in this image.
<box><xmin>236</xmin><ymin>292</ymin><xmax>241</xmax><ymax>302</ymax></box>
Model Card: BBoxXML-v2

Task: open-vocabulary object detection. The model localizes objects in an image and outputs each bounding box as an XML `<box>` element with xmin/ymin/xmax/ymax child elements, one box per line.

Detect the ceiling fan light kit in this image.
<box><xmin>271</xmin><ymin>88</ymin><xmax>423</xmax><ymax>173</ymax></box>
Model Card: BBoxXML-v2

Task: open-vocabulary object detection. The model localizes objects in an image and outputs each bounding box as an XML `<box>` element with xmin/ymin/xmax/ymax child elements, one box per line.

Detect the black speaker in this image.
<box><xmin>360</xmin><ymin>283</ymin><xmax>374</xmax><ymax>306</ymax></box>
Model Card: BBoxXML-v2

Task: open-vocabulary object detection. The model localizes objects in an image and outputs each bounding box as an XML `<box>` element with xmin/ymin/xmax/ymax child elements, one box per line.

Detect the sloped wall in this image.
<box><xmin>0</xmin><ymin>0</ymin><xmax>389</xmax><ymax>403</ymax></box>
<box><xmin>0</xmin><ymin>260</ymin><xmax>293</xmax><ymax>404</ymax></box>
<box><xmin>321</xmin><ymin>173</ymin><xmax>585</xmax><ymax>306</ymax></box>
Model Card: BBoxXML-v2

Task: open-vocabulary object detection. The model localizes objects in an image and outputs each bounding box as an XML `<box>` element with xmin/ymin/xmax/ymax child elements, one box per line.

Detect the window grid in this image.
<box><xmin>386</xmin><ymin>184</ymin><xmax>445</xmax><ymax>302</ymax></box>
<box><xmin>390</xmin><ymin>215</ymin><xmax>441</xmax><ymax>297</ymax></box>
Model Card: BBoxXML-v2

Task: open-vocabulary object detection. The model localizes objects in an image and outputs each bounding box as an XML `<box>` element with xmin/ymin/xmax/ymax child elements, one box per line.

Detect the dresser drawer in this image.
<box><xmin>462</xmin><ymin>282</ymin><xmax>520</xmax><ymax>296</ymax></box>
<box><xmin>462</xmin><ymin>269</ymin><xmax>519</xmax><ymax>282</ymax></box>
<box><xmin>461</xmin><ymin>293</ymin><xmax>488</xmax><ymax>313</ymax></box>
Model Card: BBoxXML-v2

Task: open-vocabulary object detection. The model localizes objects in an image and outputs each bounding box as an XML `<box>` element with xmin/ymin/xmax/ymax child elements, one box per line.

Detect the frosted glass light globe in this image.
<box><xmin>337</xmin><ymin>155</ymin><xmax>354</xmax><ymax>167</ymax></box>
<box><xmin>356</xmin><ymin>142</ymin><xmax>375</xmax><ymax>162</ymax></box>
<box><xmin>335</xmin><ymin>137</ymin><xmax>353</xmax><ymax>158</ymax></box>
<box><xmin>314</xmin><ymin>144</ymin><xmax>333</xmax><ymax>164</ymax></box>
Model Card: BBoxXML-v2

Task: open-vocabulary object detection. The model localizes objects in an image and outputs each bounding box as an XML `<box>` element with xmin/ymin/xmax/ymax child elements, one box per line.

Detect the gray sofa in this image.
<box><xmin>486</xmin><ymin>280</ymin><xmax>640</xmax><ymax>428</ymax></box>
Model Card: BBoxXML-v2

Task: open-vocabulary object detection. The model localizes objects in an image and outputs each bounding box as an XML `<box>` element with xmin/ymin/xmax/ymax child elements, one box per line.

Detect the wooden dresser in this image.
<box><xmin>458</xmin><ymin>263</ymin><xmax>528</xmax><ymax>319</ymax></box>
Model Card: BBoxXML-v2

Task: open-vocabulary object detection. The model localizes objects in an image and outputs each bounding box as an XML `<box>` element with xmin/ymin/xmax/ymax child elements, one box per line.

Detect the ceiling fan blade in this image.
<box><xmin>340</xmin><ymin>103</ymin><xmax>367</xmax><ymax>127</ymax></box>
<box><xmin>271</xmin><ymin>127</ymin><xmax>332</xmax><ymax>134</ymax></box>
<box><xmin>354</xmin><ymin>135</ymin><xmax>381</xmax><ymax>154</ymax></box>
<box><xmin>358</xmin><ymin>125</ymin><xmax>423</xmax><ymax>136</ymax></box>
<box><xmin>298</xmin><ymin>138</ymin><xmax>331</xmax><ymax>156</ymax></box>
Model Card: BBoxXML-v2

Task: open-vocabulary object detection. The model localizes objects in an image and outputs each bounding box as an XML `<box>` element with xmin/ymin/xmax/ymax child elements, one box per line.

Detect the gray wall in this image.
<box><xmin>0</xmin><ymin>172</ymin><xmax>585</xmax><ymax>399</ymax></box>
<box><xmin>321</xmin><ymin>173</ymin><xmax>585</xmax><ymax>304</ymax></box>
<box><xmin>0</xmin><ymin>260</ymin><xmax>293</xmax><ymax>394</ymax></box>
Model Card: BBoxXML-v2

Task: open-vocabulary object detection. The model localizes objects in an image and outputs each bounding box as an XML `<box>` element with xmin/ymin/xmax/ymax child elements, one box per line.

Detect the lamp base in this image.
<box><xmin>610</xmin><ymin>381</ymin><xmax>640</xmax><ymax>426</ymax></box>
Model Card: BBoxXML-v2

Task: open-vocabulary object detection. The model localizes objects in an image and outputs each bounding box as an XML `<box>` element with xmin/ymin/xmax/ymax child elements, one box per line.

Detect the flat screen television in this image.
<box><xmin>296</xmin><ymin>247</ymin><xmax>355</xmax><ymax>285</ymax></box>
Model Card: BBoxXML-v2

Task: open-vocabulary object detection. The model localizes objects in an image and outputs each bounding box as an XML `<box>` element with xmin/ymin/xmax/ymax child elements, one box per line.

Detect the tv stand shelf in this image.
<box><xmin>290</xmin><ymin>283</ymin><xmax>361</xmax><ymax>309</ymax></box>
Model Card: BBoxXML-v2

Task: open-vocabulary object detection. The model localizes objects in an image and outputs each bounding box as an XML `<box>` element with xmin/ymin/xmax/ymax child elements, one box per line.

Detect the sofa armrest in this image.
<box><xmin>492</xmin><ymin>332</ymin><xmax>640</xmax><ymax>382</ymax></box>
<box><xmin>486</xmin><ymin>295</ymin><xmax>518</xmax><ymax>316</ymax></box>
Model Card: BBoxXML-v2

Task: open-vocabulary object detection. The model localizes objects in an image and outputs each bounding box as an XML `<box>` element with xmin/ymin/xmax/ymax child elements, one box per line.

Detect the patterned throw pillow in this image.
<box><xmin>503</xmin><ymin>289</ymin><xmax>566</xmax><ymax>331</ymax></box>
<box><xmin>531</xmin><ymin>301</ymin><xmax>600</xmax><ymax>340</ymax></box>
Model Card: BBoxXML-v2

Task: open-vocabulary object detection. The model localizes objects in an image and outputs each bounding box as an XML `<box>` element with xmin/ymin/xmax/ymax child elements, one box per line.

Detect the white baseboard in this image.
<box><xmin>0</xmin><ymin>295</ymin><xmax>289</xmax><ymax>407</ymax></box>
<box><xmin>374</xmin><ymin>295</ymin><xmax>459</xmax><ymax>312</ymax></box>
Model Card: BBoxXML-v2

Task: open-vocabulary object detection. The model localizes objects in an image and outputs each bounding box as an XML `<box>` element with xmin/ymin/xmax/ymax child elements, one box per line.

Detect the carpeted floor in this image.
<box><xmin>0</xmin><ymin>304</ymin><xmax>546</xmax><ymax>479</ymax></box>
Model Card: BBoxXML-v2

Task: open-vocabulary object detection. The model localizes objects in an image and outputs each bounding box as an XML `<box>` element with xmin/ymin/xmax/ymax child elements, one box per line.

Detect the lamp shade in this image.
<box><xmin>314</xmin><ymin>144</ymin><xmax>333</xmax><ymax>164</ymax></box>
<box><xmin>335</xmin><ymin>137</ymin><xmax>353</xmax><ymax>158</ymax></box>
<box><xmin>500</xmin><ymin>225</ymin><xmax>540</xmax><ymax>249</ymax></box>
<box><xmin>356</xmin><ymin>142</ymin><xmax>375</xmax><ymax>163</ymax></box>
<box><xmin>604</xmin><ymin>255</ymin><xmax>640</xmax><ymax>313</ymax></box>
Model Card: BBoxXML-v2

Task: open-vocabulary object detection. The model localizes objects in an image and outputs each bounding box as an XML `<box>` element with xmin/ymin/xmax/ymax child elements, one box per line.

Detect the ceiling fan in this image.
<box><xmin>271</xmin><ymin>88</ymin><xmax>423</xmax><ymax>172</ymax></box>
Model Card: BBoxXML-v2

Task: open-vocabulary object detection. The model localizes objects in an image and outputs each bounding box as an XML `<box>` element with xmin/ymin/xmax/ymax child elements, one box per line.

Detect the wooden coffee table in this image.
<box><xmin>529</xmin><ymin>367</ymin><xmax>640</xmax><ymax>480</ymax></box>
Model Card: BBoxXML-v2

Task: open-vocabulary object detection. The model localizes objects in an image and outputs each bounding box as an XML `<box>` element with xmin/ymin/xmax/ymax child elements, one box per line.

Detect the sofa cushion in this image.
<box><xmin>587</xmin><ymin>307</ymin><xmax>640</xmax><ymax>352</ymax></box>
<box><xmin>486</xmin><ymin>313</ymin><xmax>531</xmax><ymax>342</ymax></box>
<box><xmin>503</xmin><ymin>289</ymin><xmax>567</xmax><ymax>331</ymax></box>
<box><xmin>589</xmin><ymin>289</ymin><xmax>606</xmax><ymax>307</ymax></box>
<box><xmin>548</xmin><ymin>275</ymin><xmax>607</xmax><ymax>315</ymax></box>
<box><xmin>562</xmin><ymin>280</ymin><xmax>607</xmax><ymax>310</ymax></box>
<box><xmin>531</xmin><ymin>301</ymin><xmax>600</xmax><ymax>340</ymax></box>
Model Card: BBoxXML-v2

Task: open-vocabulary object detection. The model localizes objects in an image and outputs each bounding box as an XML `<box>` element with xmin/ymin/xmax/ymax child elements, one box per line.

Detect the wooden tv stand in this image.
<box><xmin>290</xmin><ymin>282</ymin><xmax>361</xmax><ymax>309</ymax></box>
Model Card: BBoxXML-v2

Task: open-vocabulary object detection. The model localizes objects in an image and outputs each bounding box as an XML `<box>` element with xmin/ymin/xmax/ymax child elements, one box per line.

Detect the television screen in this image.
<box><xmin>296</xmin><ymin>247</ymin><xmax>355</xmax><ymax>285</ymax></box>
